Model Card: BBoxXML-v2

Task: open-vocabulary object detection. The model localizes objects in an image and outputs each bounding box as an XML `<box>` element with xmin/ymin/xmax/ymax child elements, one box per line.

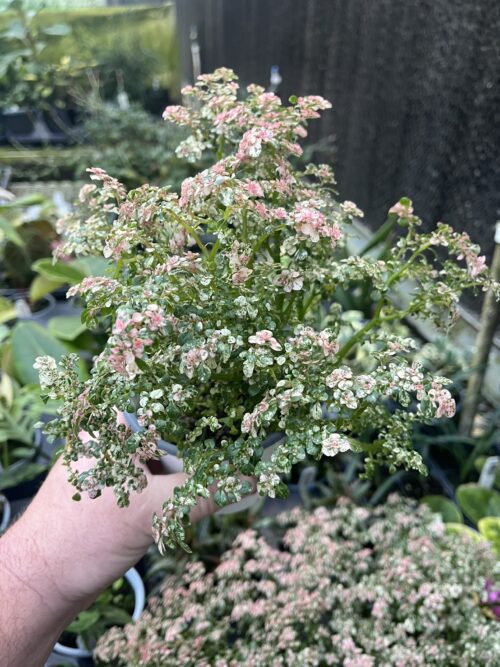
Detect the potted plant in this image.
<box><xmin>94</xmin><ymin>497</ymin><xmax>500</xmax><ymax>666</ymax></box>
<box><xmin>0</xmin><ymin>318</ymin><xmax>84</xmax><ymax>503</ymax></box>
<box><xmin>0</xmin><ymin>0</ymin><xmax>82</xmax><ymax>145</ymax></box>
<box><xmin>37</xmin><ymin>69</ymin><xmax>499</xmax><ymax>552</ymax></box>
<box><xmin>0</xmin><ymin>371</ymin><xmax>51</xmax><ymax>500</ymax></box>
<box><xmin>0</xmin><ymin>192</ymin><xmax>59</xmax><ymax>321</ymax></box>
<box><xmin>53</xmin><ymin>567</ymin><xmax>145</xmax><ymax>662</ymax></box>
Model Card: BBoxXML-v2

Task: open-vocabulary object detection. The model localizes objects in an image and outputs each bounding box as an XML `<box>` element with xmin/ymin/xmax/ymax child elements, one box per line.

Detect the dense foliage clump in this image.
<box><xmin>36</xmin><ymin>69</ymin><xmax>498</xmax><ymax>551</ymax></box>
<box><xmin>95</xmin><ymin>497</ymin><xmax>500</xmax><ymax>667</ymax></box>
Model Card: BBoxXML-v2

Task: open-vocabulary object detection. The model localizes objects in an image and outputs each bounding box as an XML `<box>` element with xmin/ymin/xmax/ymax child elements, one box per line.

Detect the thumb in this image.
<box><xmin>142</xmin><ymin>472</ymin><xmax>257</xmax><ymax>526</ymax></box>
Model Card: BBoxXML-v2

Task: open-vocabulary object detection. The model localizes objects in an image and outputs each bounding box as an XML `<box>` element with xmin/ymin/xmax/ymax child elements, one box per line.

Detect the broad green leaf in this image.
<box><xmin>48</xmin><ymin>316</ymin><xmax>86</xmax><ymax>342</ymax></box>
<box><xmin>32</xmin><ymin>259</ymin><xmax>85</xmax><ymax>285</ymax></box>
<box><xmin>11</xmin><ymin>321</ymin><xmax>68</xmax><ymax>385</ymax></box>
<box><xmin>445</xmin><ymin>523</ymin><xmax>483</xmax><ymax>543</ymax></box>
<box><xmin>456</xmin><ymin>484</ymin><xmax>500</xmax><ymax>524</ymax></box>
<box><xmin>478</xmin><ymin>517</ymin><xmax>500</xmax><ymax>556</ymax></box>
<box><xmin>72</xmin><ymin>256</ymin><xmax>111</xmax><ymax>277</ymax></box>
<box><xmin>422</xmin><ymin>495</ymin><xmax>463</xmax><ymax>523</ymax></box>
<box><xmin>29</xmin><ymin>275</ymin><xmax>65</xmax><ymax>302</ymax></box>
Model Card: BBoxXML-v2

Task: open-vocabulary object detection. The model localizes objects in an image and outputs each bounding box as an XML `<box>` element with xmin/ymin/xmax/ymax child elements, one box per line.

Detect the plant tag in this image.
<box><xmin>479</xmin><ymin>456</ymin><xmax>500</xmax><ymax>489</ymax></box>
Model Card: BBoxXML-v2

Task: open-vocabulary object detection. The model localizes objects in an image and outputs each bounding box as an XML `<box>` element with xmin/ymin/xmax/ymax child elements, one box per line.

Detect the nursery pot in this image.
<box><xmin>0</xmin><ymin>288</ymin><xmax>56</xmax><ymax>324</ymax></box>
<box><xmin>124</xmin><ymin>412</ymin><xmax>285</xmax><ymax>514</ymax></box>
<box><xmin>0</xmin><ymin>492</ymin><xmax>11</xmax><ymax>533</ymax></box>
<box><xmin>52</xmin><ymin>567</ymin><xmax>145</xmax><ymax>660</ymax></box>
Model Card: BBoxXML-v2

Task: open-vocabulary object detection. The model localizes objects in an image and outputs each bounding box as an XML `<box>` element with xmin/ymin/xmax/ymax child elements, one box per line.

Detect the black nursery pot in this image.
<box><xmin>3</xmin><ymin>467</ymin><xmax>48</xmax><ymax>502</ymax></box>
<box><xmin>2</xmin><ymin>430</ymin><xmax>50</xmax><ymax>503</ymax></box>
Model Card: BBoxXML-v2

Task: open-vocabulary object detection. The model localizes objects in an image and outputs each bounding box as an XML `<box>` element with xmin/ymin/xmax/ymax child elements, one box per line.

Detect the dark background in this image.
<box><xmin>176</xmin><ymin>0</ymin><xmax>500</xmax><ymax>278</ymax></box>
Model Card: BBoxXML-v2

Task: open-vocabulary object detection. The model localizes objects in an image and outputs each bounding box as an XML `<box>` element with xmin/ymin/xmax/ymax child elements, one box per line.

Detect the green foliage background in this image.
<box><xmin>0</xmin><ymin>4</ymin><xmax>179</xmax><ymax>98</ymax></box>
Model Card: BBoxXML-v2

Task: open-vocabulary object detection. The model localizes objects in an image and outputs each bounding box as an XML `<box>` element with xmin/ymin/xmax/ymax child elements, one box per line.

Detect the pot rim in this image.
<box><xmin>52</xmin><ymin>567</ymin><xmax>145</xmax><ymax>658</ymax></box>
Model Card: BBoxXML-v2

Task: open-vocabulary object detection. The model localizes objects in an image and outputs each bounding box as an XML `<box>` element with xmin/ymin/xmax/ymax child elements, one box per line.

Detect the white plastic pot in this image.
<box><xmin>52</xmin><ymin>567</ymin><xmax>145</xmax><ymax>659</ymax></box>
<box><xmin>0</xmin><ymin>493</ymin><xmax>11</xmax><ymax>533</ymax></box>
<box><xmin>124</xmin><ymin>412</ymin><xmax>285</xmax><ymax>513</ymax></box>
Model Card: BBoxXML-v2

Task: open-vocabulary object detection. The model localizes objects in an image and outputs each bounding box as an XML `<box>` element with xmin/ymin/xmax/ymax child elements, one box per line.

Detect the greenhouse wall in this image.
<box><xmin>176</xmin><ymin>0</ymin><xmax>500</xmax><ymax>265</ymax></box>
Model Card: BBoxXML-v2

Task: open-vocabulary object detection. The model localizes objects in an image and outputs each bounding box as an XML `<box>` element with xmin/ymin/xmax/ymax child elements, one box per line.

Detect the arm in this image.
<box><xmin>0</xmin><ymin>459</ymin><xmax>215</xmax><ymax>667</ymax></box>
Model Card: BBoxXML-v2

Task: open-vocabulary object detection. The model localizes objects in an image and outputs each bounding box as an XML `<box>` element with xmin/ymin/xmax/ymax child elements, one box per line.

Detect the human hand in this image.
<box><xmin>0</xmin><ymin>451</ymin><xmax>217</xmax><ymax>667</ymax></box>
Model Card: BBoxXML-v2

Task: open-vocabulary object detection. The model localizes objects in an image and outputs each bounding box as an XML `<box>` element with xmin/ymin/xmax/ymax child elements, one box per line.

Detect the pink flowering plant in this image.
<box><xmin>94</xmin><ymin>497</ymin><xmax>500</xmax><ymax>666</ymax></box>
<box><xmin>35</xmin><ymin>69</ymin><xmax>498</xmax><ymax>552</ymax></box>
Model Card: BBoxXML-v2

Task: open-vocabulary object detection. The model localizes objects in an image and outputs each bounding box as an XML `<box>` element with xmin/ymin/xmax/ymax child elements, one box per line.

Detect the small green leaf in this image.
<box><xmin>422</xmin><ymin>495</ymin><xmax>463</xmax><ymax>523</ymax></box>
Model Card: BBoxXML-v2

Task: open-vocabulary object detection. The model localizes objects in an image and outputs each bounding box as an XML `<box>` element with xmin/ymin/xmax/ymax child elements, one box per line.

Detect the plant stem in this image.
<box><xmin>459</xmin><ymin>227</ymin><xmax>500</xmax><ymax>435</ymax></box>
<box><xmin>336</xmin><ymin>298</ymin><xmax>385</xmax><ymax>362</ymax></box>
<box><xmin>168</xmin><ymin>210</ymin><xmax>209</xmax><ymax>258</ymax></box>
<box><xmin>336</xmin><ymin>240</ymin><xmax>432</xmax><ymax>361</ymax></box>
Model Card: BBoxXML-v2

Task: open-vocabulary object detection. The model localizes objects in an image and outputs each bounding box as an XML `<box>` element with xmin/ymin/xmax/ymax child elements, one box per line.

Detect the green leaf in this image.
<box><xmin>32</xmin><ymin>259</ymin><xmax>85</xmax><ymax>285</ymax></box>
<box><xmin>445</xmin><ymin>522</ymin><xmax>483</xmax><ymax>543</ymax></box>
<box><xmin>66</xmin><ymin>610</ymin><xmax>100</xmax><ymax>634</ymax></box>
<box><xmin>456</xmin><ymin>484</ymin><xmax>500</xmax><ymax>525</ymax></box>
<box><xmin>72</xmin><ymin>256</ymin><xmax>111</xmax><ymax>277</ymax></box>
<box><xmin>11</xmin><ymin>321</ymin><xmax>68</xmax><ymax>385</ymax></box>
<box><xmin>48</xmin><ymin>316</ymin><xmax>87</xmax><ymax>342</ymax></box>
<box><xmin>29</xmin><ymin>275</ymin><xmax>65</xmax><ymax>302</ymax></box>
<box><xmin>135</xmin><ymin>357</ymin><xmax>149</xmax><ymax>372</ymax></box>
<box><xmin>422</xmin><ymin>495</ymin><xmax>463</xmax><ymax>523</ymax></box>
<box><xmin>478</xmin><ymin>517</ymin><xmax>500</xmax><ymax>556</ymax></box>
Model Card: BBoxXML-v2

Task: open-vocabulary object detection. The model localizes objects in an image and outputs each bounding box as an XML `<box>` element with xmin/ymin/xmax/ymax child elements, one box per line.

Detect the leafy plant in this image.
<box><xmin>61</xmin><ymin>576</ymin><xmax>134</xmax><ymax>652</ymax></box>
<box><xmin>0</xmin><ymin>0</ymin><xmax>82</xmax><ymax>113</ymax></box>
<box><xmin>0</xmin><ymin>193</ymin><xmax>56</xmax><ymax>292</ymax></box>
<box><xmin>95</xmin><ymin>497</ymin><xmax>499</xmax><ymax>667</ymax></box>
<box><xmin>37</xmin><ymin>69</ymin><xmax>499</xmax><ymax>552</ymax></box>
<box><xmin>0</xmin><ymin>371</ymin><xmax>48</xmax><ymax>491</ymax></box>
<box><xmin>423</xmin><ymin>482</ymin><xmax>500</xmax><ymax>556</ymax></box>
<box><xmin>77</xmin><ymin>102</ymin><xmax>199</xmax><ymax>190</ymax></box>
